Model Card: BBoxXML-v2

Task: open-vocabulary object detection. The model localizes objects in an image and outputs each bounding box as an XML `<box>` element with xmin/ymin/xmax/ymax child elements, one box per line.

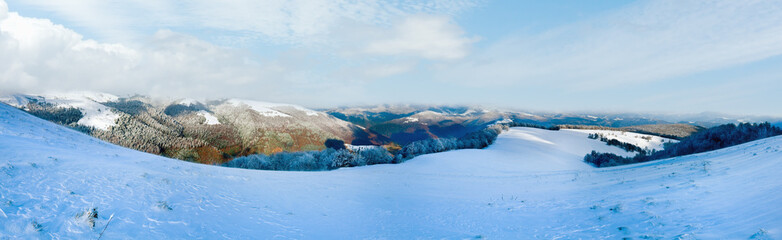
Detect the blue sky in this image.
<box><xmin>0</xmin><ymin>0</ymin><xmax>780</xmax><ymax>116</ymax></box>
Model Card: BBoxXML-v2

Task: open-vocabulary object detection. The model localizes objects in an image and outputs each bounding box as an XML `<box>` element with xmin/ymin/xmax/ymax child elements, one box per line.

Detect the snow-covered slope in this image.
<box><xmin>0</xmin><ymin>92</ymin><xmax>119</xmax><ymax>130</ymax></box>
<box><xmin>410</xmin><ymin>128</ymin><xmax>640</xmax><ymax>173</ymax></box>
<box><xmin>570</xmin><ymin>129</ymin><xmax>677</xmax><ymax>151</ymax></box>
<box><xmin>196</xmin><ymin>110</ymin><xmax>220</xmax><ymax>125</ymax></box>
<box><xmin>225</xmin><ymin>99</ymin><xmax>320</xmax><ymax>117</ymax></box>
<box><xmin>1</xmin><ymin>103</ymin><xmax>781</xmax><ymax>239</ymax></box>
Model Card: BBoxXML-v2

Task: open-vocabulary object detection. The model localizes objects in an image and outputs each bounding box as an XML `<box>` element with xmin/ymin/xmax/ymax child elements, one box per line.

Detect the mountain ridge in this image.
<box><xmin>0</xmin><ymin>92</ymin><xmax>381</xmax><ymax>164</ymax></box>
<box><xmin>4</xmin><ymin>91</ymin><xmax>777</xmax><ymax>164</ymax></box>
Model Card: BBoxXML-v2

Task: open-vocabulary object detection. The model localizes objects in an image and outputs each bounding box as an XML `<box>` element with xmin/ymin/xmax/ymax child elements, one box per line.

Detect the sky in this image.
<box><xmin>0</xmin><ymin>0</ymin><xmax>781</xmax><ymax>116</ymax></box>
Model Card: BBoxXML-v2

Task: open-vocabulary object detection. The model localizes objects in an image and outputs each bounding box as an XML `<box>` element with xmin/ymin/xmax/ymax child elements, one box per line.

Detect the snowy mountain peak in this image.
<box><xmin>176</xmin><ymin>98</ymin><xmax>201</xmax><ymax>106</ymax></box>
<box><xmin>416</xmin><ymin>110</ymin><xmax>443</xmax><ymax>116</ymax></box>
<box><xmin>0</xmin><ymin>94</ymin><xmax>42</xmax><ymax>108</ymax></box>
<box><xmin>403</xmin><ymin>117</ymin><xmax>419</xmax><ymax>123</ymax></box>
<box><xmin>225</xmin><ymin>99</ymin><xmax>320</xmax><ymax>117</ymax></box>
<box><xmin>225</xmin><ymin>99</ymin><xmax>292</xmax><ymax>117</ymax></box>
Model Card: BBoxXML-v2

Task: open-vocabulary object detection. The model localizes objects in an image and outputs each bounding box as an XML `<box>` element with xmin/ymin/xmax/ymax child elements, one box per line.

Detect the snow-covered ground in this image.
<box><xmin>1</xmin><ymin>103</ymin><xmax>781</xmax><ymax>239</ymax></box>
<box><xmin>225</xmin><ymin>99</ymin><xmax>291</xmax><ymax>117</ymax></box>
<box><xmin>226</xmin><ymin>99</ymin><xmax>320</xmax><ymax>117</ymax></box>
<box><xmin>569</xmin><ymin>129</ymin><xmax>676</xmax><ymax>152</ymax></box>
<box><xmin>196</xmin><ymin>110</ymin><xmax>220</xmax><ymax>125</ymax></box>
<box><xmin>345</xmin><ymin>144</ymin><xmax>381</xmax><ymax>151</ymax></box>
<box><xmin>176</xmin><ymin>98</ymin><xmax>200</xmax><ymax>106</ymax></box>
<box><xmin>0</xmin><ymin>92</ymin><xmax>120</xmax><ymax>130</ymax></box>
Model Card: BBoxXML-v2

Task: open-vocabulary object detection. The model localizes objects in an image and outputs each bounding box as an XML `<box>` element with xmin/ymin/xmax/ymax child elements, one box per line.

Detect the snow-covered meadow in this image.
<box><xmin>570</xmin><ymin>129</ymin><xmax>675</xmax><ymax>151</ymax></box>
<box><xmin>1</xmin><ymin>103</ymin><xmax>781</xmax><ymax>239</ymax></box>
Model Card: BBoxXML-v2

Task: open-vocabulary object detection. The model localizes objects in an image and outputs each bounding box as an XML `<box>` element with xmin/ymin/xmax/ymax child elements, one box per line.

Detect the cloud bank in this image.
<box><xmin>9</xmin><ymin>0</ymin><xmax>479</xmax><ymax>45</ymax></box>
<box><xmin>0</xmin><ymin>10</ymin><xmax>271</xmax><ymax>99</ymax></box>
<box><xmin>0</xmin><ymin>0</ymin><xmax>478</xmax><ymax>104</ymax></box>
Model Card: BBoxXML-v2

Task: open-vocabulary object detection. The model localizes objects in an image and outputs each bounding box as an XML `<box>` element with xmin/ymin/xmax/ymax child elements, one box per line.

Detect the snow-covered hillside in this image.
<box><xmin>1</xmin><ymin>103</ymin><xmax>781</xmax><ymax>239</ymax></box>
<box><xmin>195</xmin><ymin>110</ymin><xmax>220</xmax><ymax>125</ymax></box>
<box><xmin>0</xmin><ymin>92</ymin><xmax>378</xmax><ymax>163</ymax></box>
<box><xmin>570</xmin><ymin>129</ymin><xmax>677</xmax><ymax>152</ymax></box>
<box><xmin>225</xmin><ymin>99</ymin><xmax>321</xmax><ymax>117</ymax></box>
<box><xmin>0</xmin><ymin>92</ymin><xmax>119</xmax><ymax>130</ymax></box>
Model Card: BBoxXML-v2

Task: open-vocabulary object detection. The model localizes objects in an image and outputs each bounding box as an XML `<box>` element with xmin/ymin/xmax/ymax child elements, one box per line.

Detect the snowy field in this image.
<box><xmin>568</xmin><ymin>129</ymin><xmax>676</xmax><ymax>152</ymax></box>
<box><xmin>1</xmin><ymin>103</ymin><xmax>781</xmax><ymax>239</ymax></box>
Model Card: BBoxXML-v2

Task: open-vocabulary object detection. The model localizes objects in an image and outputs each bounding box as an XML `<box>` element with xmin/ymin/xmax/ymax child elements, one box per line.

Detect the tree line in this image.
<box><xmin>505</xmin><ymin>122</ymin><xmax>560</xmax><ymax>130</ymax></box>
<box><xmin>585</xmin><ymin>122</ymin><xmax>782</xmax><ymax>167</ymax></box>
<box><xmin>587</xmin><ymin>133</ymin><xmax>648</xmax><ymax>155</ymax></box>
<box><xmin>223</xmin><ymin>124</ymin><xmax>509</xmax><ymax>171</ymax></box>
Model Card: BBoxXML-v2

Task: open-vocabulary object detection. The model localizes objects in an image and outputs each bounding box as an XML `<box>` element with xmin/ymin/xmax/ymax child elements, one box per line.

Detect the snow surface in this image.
<box><xmin>460</xmin><ymin>109</ymin><xmax>476</xmax><ymax>115</ymax></box>
<box><xmin>417</xmin><ymin>110</ymin><xmax>442</xmax><ymax>116</ymax></box>
<box><xmin>569</xmin><ymin>129</ymin><xmax>677</xmax><ymax>152</ymax></box>
<box><xmin>196</xmin><ymin>110</ymin><xmax>220</xmax><ymax>125</ymax></box>
<box><xmin>346</xmin><ymin>144</ymin><xmax>381</xmax><ymax>151</ymax></box>
<box><xmin>0</xmin><ymin>95</ymin><xmax>43</xmax><ymax>108</ymax></box>
<box><xmin>226</xmin><ymin>99</ymin><xmax>322</xmax><ymax>117</ymax></box>
<box><xmin>403</xmin><ymin>117</ymin><xmax>418</xmax><ymax>123</ymax></box>
<box><xmin>0</xmin><ymin>92</ymin><xmax>119</xmax><ymax>130</ymax></box>
<box><xmin>495</xmin><ymin>118</ymin><xmax>513</xmax><ymax>124</ymax></box>
<box><xmin>226</xmin><ymin>99</ymin><xmax>291</xmax><ymax>117</ymax></box>
<box><xmin>1</xmin><ymin>103</ymin><xmax>781</xmax><ymax>239</ymax></box>
<box><xmin>176</xmin><ymin>98</ymin><xmax>200</xmax><ymax>106</ymax></box>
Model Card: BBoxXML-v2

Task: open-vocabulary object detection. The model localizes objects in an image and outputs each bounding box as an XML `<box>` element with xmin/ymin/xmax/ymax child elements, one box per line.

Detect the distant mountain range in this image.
<box><xmin>323</xmin><ymin>105</ymin><xmax>777</xmax><ymax>144</ymax></box>
<box><xmin>325</xmin><ymin>105</ymin><xmax>536</xmax><ymax>145</ymax></box>
<box><xmin>0</xmin><ymin>92</ymin><xmax>379</xmax><ymax>164</ymax></box>
<box><xmin>2</xmin><ymin>92</ymin><xmax>779</xmax><ymax>164</ymax></box>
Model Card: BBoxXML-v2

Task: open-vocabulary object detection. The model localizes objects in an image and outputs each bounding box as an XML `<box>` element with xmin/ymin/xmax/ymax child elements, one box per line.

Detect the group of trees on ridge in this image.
<box><xmin>505</xmin><ymin>122</ymin><xmax>560</xmax><ymax>130</ymax></box>
<box><xmin>587</xmin><ymin>133</ymin><xmax>650</xmax><ymax>155</ymax></box>
<box><xmin>560</xmin><ymin>124</ymin><xmax>700</xmax><ymax>140</ymax></box>
<box><xmin>584</xmin><ymin>122</ymin><xmax>782</xmax><ymax>167</ymax></box>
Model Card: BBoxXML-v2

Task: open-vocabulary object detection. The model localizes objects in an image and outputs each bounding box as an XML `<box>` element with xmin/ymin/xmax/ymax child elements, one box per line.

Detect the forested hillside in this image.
<box><xmin>0</xmin><ymin>93</ymin><xmax>377</xmax><ymax>164</ymax></box>
<box><xmin>585</xmin><ymin>122</ymin><xmax>782</xmax><ymax>167</ymax></box>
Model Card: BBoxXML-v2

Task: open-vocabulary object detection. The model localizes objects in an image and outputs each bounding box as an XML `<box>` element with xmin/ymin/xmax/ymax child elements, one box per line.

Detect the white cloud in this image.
<box><xmin>0</xmin><ymin>0</ymin><xmax>481</xmax><ymax>101</ymax></box>
<box><xmin>0</xmin><ymin>0</ymin><xmax>7</xmax><ymax>20</ymax></box>
<box><xmin>363</xmin><ymin>15</ymin><xmax>478</xmax><ymax>60</ymax></box>
<box><xmin>0</xmin><ymin>4</ymin><xmax>391</xmax><ymax>106</ymax></box>
<box><xmin>0</xmin><ymin>10</ymin><xmax>294</xmax><ymax>101</ymax></box>
<box><xmin>8</xmin><ymin>0</ymin><xmax>479</xmax><ymax>46</ymax></box>
<box><xmin>436</xmin><ymin>0</ymin><xmax>782</xmax><ymax>88</ymax></box>
<box><xmin>330</xmin><ymin>61</ymin><xmax>417</xmax><ymax>81</ymax></box>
